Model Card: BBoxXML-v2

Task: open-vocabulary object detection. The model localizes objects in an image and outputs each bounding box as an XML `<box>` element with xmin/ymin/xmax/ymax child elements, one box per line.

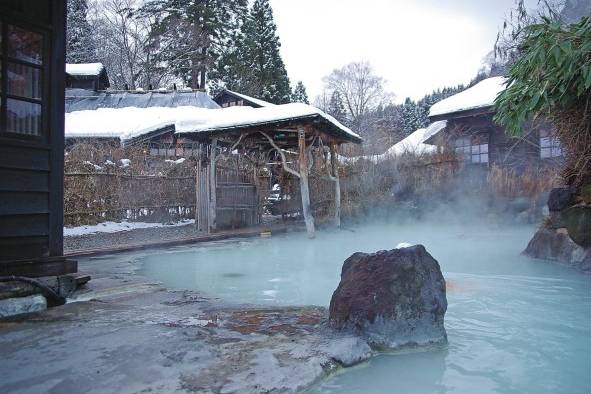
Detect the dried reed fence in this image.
<box><xmin>64</xmin><ymin>143</ymin><xmax>196</xmax><ymax>227</ymax></box>
<box><xmin>487</xmin><ymin>164</ymin><xmax>561</xmax><ymax>199</ymax></box>
<box><xmin>338</xmin><ymin>150</ymin><xmax>561</xmax><ymax>219</ymax></box>
<box><xmin>339</xmin><ymin>152</ymin><xmax>460</xmax><ymax>217</ymax></box>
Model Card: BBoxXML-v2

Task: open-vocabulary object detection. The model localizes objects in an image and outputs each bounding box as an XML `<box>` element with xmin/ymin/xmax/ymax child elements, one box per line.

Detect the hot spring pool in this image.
<box><xmin>138</xmin><ymin>221</ymin><xmax>591</xmax><ymax>393</ymax></box>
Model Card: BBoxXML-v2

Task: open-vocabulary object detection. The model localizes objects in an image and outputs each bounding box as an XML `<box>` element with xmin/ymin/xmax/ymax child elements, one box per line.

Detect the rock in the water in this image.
<box><xmin>563</xmin><ymin>206</ymin><xmax>591</xmax><ymax>247</ymax></box>
<box><xmin>547</xmin><ymin>187</ymin><xmax>575</xmax><ymax>212</ymax></box>
<box><xmin>0</xmin><ymin>295</ymin><xmax>47</xmax><ymax>318</ymax></box>
<box><xmin>329</xmin><ymin>245</ymin><xmax>447</xmax><ymax>349</ymax></box>
<box><xmin>524</xmin><ymin>227</ymin><xmax>586</xmax><ymax>267</ymax></box>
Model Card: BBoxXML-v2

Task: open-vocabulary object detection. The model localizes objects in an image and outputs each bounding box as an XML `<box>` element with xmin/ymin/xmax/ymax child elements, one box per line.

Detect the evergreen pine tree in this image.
<box><xmin>327</xmin><ymin>90</ymin><xmax>347</xmax><ymax>124</ymax></box>
<box><xmin>291</xmin><ymin>81</ymin><xmax>309</xmax><ymax>104</ymax></box>
<box><xmin>143</xmin><ymin>0</ymin><xmax>247</xmax><ymax>89</ymax></box>
<box><xmin>214</xmin><ymin>0</ymin><xmax>291</xmax><ymax>104</ymax></box>
<box><xmin>66</xmin><ymin>0</ymin><xmax>96</xmax><ymax>63</ymax></box>
<box><xmin>401</xmin><ymin>97</ymin><xmax>420</xmax><ymax>135</ymax></box>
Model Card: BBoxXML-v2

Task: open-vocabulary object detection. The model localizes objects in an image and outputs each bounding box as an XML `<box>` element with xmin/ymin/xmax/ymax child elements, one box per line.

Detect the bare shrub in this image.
<box><xmin>64</xmin><ymin>142</ymin><xmax>196</xmax><ymax>226</ymax></box>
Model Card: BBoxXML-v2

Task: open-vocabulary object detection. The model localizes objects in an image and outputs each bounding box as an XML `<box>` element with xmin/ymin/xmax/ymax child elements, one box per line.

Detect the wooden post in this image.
<box><xmin>195</xmin><ymin>145</ymin><xmax>201</xmax><ymax>230</ymax></box>
<box><xmin>330</xmin><ymin>143</ymin><xmax>341</xmax><ymax>228</ymax></box>
<box><xmin>209</xmin><ymin>139</ymin><xmax>218</xmax><ymax>233</ymax></box>
<box><xmin>298</xmin><ymin>128</ymin><xmax>315</xmax><ymax>238</ymax></box>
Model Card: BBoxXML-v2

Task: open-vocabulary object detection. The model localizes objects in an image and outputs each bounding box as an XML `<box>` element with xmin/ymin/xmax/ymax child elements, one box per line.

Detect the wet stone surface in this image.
<box><xmin>0</xmin><ymin>252</ymin><xmax>376</xmax><ymax>394</ymax></box>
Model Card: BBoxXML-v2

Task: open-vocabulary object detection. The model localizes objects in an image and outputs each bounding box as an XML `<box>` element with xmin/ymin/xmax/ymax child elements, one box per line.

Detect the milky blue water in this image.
<box><xmin>139</xmin><ymin>221</ymin><xmax>591</xmax><ymax>394</ymax></box>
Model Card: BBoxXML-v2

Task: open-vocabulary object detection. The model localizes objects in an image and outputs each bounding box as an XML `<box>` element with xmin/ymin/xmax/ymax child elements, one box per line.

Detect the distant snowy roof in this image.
<box><xmin>429</xmin><ymin>77</ymin><xmax>507</xmax><ymax>118</ymax></box>
<box><xmin>222</xmin><ymin>90</ymin><xmax>276</xmax><ymax>107</ymax></box>
<box><xmin>65</xmin><ymin>103</ymin><xmax>362</xmax><ymax>143</ymax></box>
<box><xmin>342</xmin><ymin>121</ymin><xmax>445</xmax><ymax>164</ymax></box>
<box><xmin>378</xmin><ymin>121</ymin><xmax>445</xmax><ymax>158</ymax></box>
<box><xmin>66</xmin><ymin>63</ymin><xmax>105</xmax><ymax>77</ymax></box>
<box><xmin>65</xmin><ymin>90</ymin><xmax>220</xmax><ymax>112</ymax></box>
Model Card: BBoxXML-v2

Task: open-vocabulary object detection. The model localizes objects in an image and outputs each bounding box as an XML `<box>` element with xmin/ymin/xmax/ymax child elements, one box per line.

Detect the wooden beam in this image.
<box><xmin>195</xmin><ymin>144</ymin><xmax>202</xmax><ymax>231</ymax></box>
<box><xmin>208</xmin><ymin>139</ymin><xmax>218</xmax><ymax>233</ymax></box>
<box><xmin>330</xmin><ymin>143</ymin><xmax>341</xmax><ymax>228</ymax></box>
<box><xmin>298</xmin><ymin>128</ymin><xmax>315</xmax><ymax>238</ymax></box>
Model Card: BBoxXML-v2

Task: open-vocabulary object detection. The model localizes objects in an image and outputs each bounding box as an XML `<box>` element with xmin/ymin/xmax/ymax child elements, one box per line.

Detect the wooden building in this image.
<box><xmin>65</xmin><ymin>103</ymin><xmax>362</xmax><ymax>236</ymax></box>
<box><xmin>213</xmin><ymin>89</ymin><xmax>275</xmax><ymax>108</ymax></box>
<box><xmin>66</xmin><ymin>63</ymin><xmax>110</xmax><ymax>91</ymax></box>
<box><xmin>425</xmin><ymin>76</ymin><xmax>562</xmax><ymax>174</ymax></box>
<box><xmin>0</xmin><ymin>0</ymin><xmax>76</xmax><ymax>276</ymax></box>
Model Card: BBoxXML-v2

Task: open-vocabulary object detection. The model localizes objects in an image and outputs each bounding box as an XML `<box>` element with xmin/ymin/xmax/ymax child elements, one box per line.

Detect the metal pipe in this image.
<box><xmin>0</xmin><ymin>276</ymin><xmax>66</xmax><ymax>307</ymax></box>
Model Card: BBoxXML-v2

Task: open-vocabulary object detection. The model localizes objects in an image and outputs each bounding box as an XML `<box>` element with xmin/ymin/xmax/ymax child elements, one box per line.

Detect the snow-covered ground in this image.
<box><xmin>64</xmin><ymin>219</ymin><xmax>195</xmax><ymax>237</ymax></box>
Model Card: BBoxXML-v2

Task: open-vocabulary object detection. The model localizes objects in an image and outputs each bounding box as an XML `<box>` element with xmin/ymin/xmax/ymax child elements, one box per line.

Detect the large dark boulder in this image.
<box><xmin>524</xmin><ymin>227</ymin><xmax>586</xmax><ymax>266</ymax></box>
<box><xmin>329</xmin><ymin>245</ymin><xmax>447</xmax><ymax>349</ymax></box>
<box><xmin>563</xmin><ymin>206</ymin><xmax>591</xmax><ymax>247</ymax></box>
<box><xmin>547</xmin><ymin>187</ymin><xmax>576</xmax><ymax>212</ymax></box>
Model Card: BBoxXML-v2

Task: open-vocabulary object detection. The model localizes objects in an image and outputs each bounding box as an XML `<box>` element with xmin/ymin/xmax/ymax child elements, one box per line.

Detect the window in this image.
<box><xmin>454</xmin><ymin>136</ymin><xmax>489</xmax><ymax>164</ymax></box>
<box><xmin>540</xmin><ymin>129</ymin><xmax>562</xmax><ymax>158</ymax></box>
<box><xmin>0</xmin><ymin>22</ymin><xmax>45</xmax><ymax>137</ymax></box>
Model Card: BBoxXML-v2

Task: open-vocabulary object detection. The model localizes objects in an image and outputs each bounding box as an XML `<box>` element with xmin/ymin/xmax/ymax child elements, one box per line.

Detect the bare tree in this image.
<box><xmin>494</xmin><ymin>0</ymin><xmax>566</xmax><ymax>66</ymax></box>
<box><xmin>322</xmin><ymin>61</ymin><xmax>393</xmax><ymax>131</ymax></box>
<box><xmin>89</xmin><ymin>0</ymin><xmax>173</xmax><ymax>90</ymax></box>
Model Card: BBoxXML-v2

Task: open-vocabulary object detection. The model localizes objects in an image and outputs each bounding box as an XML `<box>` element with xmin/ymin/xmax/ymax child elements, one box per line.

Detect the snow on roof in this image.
<box><xmin>379</xmin><ymin>121</ymin><xmax>445</xmax><ymax>157</ymax></box>
<box><xmin>429</xmin><ymin>77</ymin><xmax>507</xmax><ymax>118</ymax></box>
<box><xmin>66</xmin><ymin>63</ymin><xmax>105</xmax><ymax>77</ymax></box>
<box><xmin>223</xmin><ymin>90</ymin><xmax>276</xmax><ymax>107</ymax></box>
<box><xmin>65</xmin><ymin>103</ymin><xmax>361</xmax><ymax>143</ymax></box>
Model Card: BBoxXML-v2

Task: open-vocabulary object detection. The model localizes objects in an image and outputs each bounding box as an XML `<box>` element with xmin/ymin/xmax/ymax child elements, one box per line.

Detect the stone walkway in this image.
<box><xmin>0</xmin><ymin>248</ymin><xmax>373</xmax><ymax>394</ymax></box>
<box><xmin>65</xmin><ymin>222</ymin><xmax>302</xmax><ymax>257</ymax></box>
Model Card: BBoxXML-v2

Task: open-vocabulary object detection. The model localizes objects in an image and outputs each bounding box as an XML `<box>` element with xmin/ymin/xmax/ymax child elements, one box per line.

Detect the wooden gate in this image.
<box><xmin>197</xmin><ymin>161</ymin><xmax>260</xmax><ymax>232</ymax></box>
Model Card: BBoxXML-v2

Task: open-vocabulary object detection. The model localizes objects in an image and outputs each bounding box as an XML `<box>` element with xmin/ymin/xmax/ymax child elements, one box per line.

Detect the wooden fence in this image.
<box><xmin>64</xmin><ymin>172</ymin><xmax>196</xmax><ymax>226</ymax></box>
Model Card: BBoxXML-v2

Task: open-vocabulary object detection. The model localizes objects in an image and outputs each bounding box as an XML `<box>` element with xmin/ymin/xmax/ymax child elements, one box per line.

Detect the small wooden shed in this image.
<box><xmin>177</xmin><ymin>104</ymin><xmax>363</xmax><ymax>237</ymax></box>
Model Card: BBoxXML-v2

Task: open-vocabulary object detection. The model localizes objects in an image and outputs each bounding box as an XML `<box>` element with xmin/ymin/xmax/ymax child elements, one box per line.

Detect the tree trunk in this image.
<box><xmin>330</xmin><ymin>143</ymin><xmax>341</xmax><ymax>228</ymax></box>
<box><xmin>200</xmin><ymin>47</ymin><xmax>207</xmax><ymax>89</ymax></box>
<box><xmin>298</xmin><ymin>128</ymin><xmax>315</xmax><ymax>238</ymax></box>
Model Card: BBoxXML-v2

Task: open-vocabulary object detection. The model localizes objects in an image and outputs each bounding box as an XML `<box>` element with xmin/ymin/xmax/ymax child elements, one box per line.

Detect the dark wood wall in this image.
<box><xmin>446</xmin><ymin>113</ymin><xmax>555</xmax><ymax>173</ymax></box>
<box><xmin>214</xmin><ymin>92</ymin><xmax>262</xmax><ymax>108</ymax></box>
<box><xmin>0</xmin><ymin>0</ymin><xmax>68</xmax><ymax>268</ymax></box>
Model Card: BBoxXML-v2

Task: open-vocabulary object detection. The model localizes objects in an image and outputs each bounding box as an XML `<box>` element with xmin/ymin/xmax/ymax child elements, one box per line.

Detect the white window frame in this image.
<box><xmin>454</xmin><ymin>136</ymin><xmax>489</xmax><ymax>164</ymax></box>
<box><xmin>540</xmin><ymin>129</ymin><xmax>562</xmax><ymax>158</ymax></box>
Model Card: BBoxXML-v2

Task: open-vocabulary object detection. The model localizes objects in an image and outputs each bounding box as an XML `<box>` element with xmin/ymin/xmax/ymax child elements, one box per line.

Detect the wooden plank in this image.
<box><xmin>0</xmin><ymin>214</ymin><xmax>49</xmax><ymax>237</ymax></box>
<box><xmin>0</xmin><ymin>168</ymin><xmax>49</xmax><ymax>192</ymax></box>
<box><xmin>0</xmin><ymin>145</ymin><xmax>50</xmax><ymax>171</ymax></box>
<box><xmin>209</xmin><ymin>139</ymin><xmax>218</xmax><ymax>233</ymax></box>
<box><xmin>0</xmin><ymin>192</ymin><xmax>49</xmax><ymax>215</ymax></box>
<box><xmin>48</xmin><ymin>0</ymin><xmax>67</xmax><ymax>259</ymax></box>
<box><xmin>0</xmin><ymin>258</ymin><xmax>77</xmax><ymax>278</ymax></box>
<box><xmin>0</xmin><ymin>236</ymin><xmax>49</xmax><ymax>262</ymax></box>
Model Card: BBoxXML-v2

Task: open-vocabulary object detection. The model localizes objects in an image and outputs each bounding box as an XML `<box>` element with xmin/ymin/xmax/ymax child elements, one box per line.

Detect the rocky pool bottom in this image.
<box><xmin>138</xmin><ymin>221</ymin><xmax>591</xmax><ymax>393</ymax></box>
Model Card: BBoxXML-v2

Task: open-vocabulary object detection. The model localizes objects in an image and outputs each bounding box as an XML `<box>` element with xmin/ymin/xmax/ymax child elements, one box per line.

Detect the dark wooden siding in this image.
<box><xmin>447</xmin><ymin>113</ymin><xmax>547</xmax><ymax>174</ymax></box>
<box><xmin>214</xmin><ymin>91</ymin><xmax>262</xmax><ymax>108</ymax></box>
<box><xmin>0</xmin><ymin>0</ymin><xmax>69</xmax><ymax>271</ymax></box>
<box><xmin>0</xmin><ymin>143</ymin><xmax>52</xmax><ymax>261</ymax></box>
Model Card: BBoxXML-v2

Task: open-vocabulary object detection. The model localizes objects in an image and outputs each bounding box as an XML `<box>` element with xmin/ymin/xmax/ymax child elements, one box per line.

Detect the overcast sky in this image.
<box><xmin>270</xmin><ymin>0</ymin><xmax>535</xmax><ymax>103</ymax></box>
